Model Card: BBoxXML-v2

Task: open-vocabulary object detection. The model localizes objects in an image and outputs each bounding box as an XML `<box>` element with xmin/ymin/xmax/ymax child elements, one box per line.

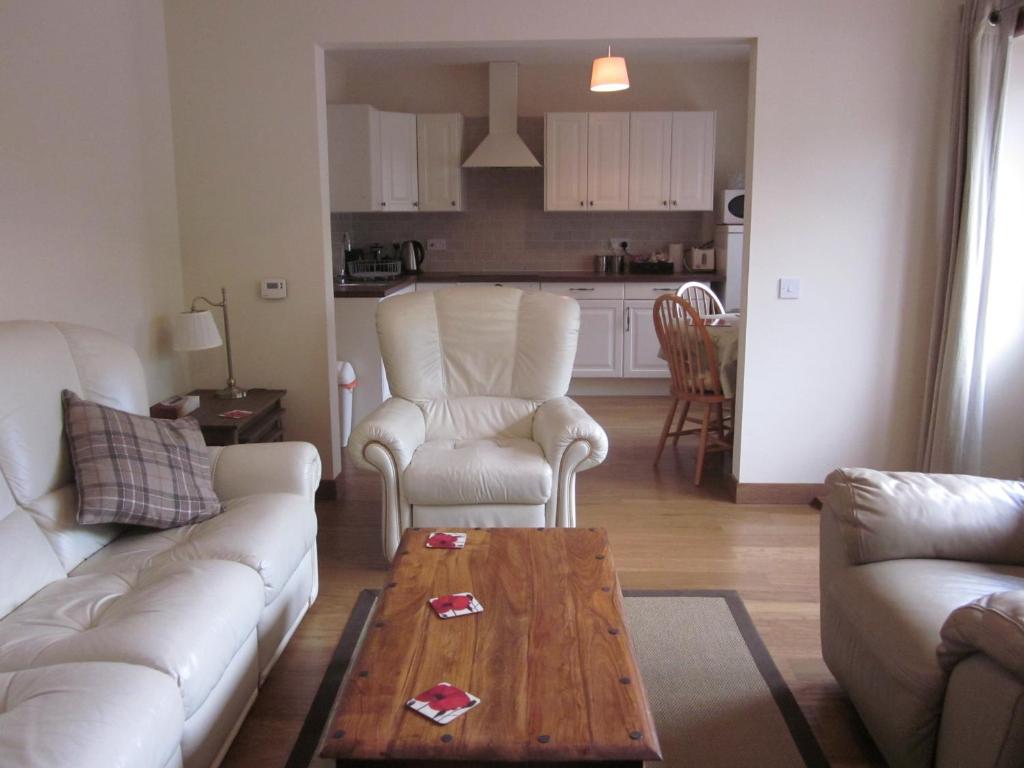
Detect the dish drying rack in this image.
<box><xmin>347</xmin><ymin>259</ymin><xmax>402</xmax><ymax>281</ymax></box>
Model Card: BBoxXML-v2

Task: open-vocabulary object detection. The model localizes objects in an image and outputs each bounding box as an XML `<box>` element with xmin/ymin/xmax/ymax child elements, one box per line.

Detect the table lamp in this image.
<box><xmin>173</xmin><ymin>287</ymin><xmax>246</xmax><ymax>399</ymax></box>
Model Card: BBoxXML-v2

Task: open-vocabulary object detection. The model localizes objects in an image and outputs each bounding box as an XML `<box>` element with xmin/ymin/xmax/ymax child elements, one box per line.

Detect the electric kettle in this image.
<box><xmin>398</xmin><ymin>240</ymin><xmax>425</xmax><ymax>274</ymax></box>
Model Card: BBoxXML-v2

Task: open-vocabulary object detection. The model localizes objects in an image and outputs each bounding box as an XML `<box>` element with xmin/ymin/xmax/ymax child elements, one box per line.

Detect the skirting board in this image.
<box><xmin>729</xmin><ymin>475</ymin><xmax>826</xmax><ymax>505</ymax></box>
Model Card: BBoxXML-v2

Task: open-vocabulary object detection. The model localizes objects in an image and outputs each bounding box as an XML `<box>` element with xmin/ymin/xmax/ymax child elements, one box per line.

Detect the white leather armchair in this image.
<box><xmin>348</xmin><ymin>287</ymin><xmax>608</xmax><ymax>559</ymax></box>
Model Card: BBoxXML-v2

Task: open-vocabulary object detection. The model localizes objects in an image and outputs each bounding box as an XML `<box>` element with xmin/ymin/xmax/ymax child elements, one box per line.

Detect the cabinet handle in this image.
<box><xmin>413</xmin><ymin>201</ymin><xmax>419</xmax><ymax>207</ymax></box>
<box><xmin>672</xmin><ymin>200</ymin><xmax>678</xmax><ymax>206</ymax></box>
<box><xmin>569</xmin><ymin>287</ymin><xmax>595</xmax><ymax>292</ymax></box>
<box><xmin>451</xmin><ymin>200</ymin><xmax>456</xmax><ymax>206</ymax></box>
<box><xmin>653</xmin><ymin>287</ymin><xmax>675</xmax><ymax>292</ymax></box>
<box><xmin>589</xmin><ymin>201</ymin><xmax>594</xmax><ymax>207</ymax></box>
<box><xmin>625</xmin><ymin>307</ymin><xmax>631</xmax><ymax>332</ymax></box>
<box><xmin>661</xmin><ymin>200</ymin><xmax>668</xmax><ymax>206</ymax></box>
<box><xmin>580</xmin><ymin>201</ymin><xmax>584</xmax><ymax>207</ymax></box>
<box><xmin>381</xmin><ymin>202</ymin><xmax>387</xmax><ymax>207</ymax></box>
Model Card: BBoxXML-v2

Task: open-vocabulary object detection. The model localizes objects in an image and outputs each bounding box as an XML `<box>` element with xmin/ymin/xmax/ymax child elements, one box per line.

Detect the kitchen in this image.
<box><xmin>327</xmin><ymin>41</ymin><xmax>750</xmax><ymax>470</ymax></box>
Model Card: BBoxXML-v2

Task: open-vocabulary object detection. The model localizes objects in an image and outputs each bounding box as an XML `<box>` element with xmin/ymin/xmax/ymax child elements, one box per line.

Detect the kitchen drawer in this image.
<box><xmin>462</xmin><ymin>280</ymin><xmax>540</xmax><ymax>291</ymax></box>
<box><xmin>624</xmin><ymin>282</ymin><xmax>685</xmax><ymax>300</ymax></box>
<box><xmin>540</xmin><ymin>282</ymin><xmax>624</xmax><ymax>300</ymax></box>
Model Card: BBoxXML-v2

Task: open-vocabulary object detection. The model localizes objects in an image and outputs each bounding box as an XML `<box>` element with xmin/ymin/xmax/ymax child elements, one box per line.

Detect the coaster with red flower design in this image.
<box><xmin>406</xmin><ymin>682</ymin><xmax>481</xmax><ymax>724</ymax></box>
<box><xmin>428</xmin><ymin>592</ymin><xmax>484</xmax><ymax>619</ymax></box>
<box><xmin>425</xmin><ymin>531</ymin><xmax>466</xmax><ymax>549</ymax></box>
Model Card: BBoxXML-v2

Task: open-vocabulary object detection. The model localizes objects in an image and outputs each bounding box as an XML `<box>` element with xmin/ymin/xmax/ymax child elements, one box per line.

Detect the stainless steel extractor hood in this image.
<box><xmin>463</xmin><ymin>62</ymin><xmax>541</xmax><ymax>168</ymax></box>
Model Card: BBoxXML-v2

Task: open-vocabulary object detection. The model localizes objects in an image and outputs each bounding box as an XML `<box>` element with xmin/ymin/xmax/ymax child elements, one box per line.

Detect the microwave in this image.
<box><xmin>719</xmin><ymin>189</ymin><xmax>745</xmax><ymax>224</ymax></box>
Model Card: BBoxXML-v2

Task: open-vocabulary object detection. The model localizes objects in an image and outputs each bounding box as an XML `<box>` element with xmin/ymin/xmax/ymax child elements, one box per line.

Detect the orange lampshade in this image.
<box><xmin>590</xmin><ymin>47</ymin><xmax>630</xmax><ymax>92</ymax></box>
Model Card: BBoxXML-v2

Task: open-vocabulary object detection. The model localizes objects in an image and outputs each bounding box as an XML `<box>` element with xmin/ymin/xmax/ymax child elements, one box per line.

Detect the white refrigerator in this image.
<box><xmin>714</xmin><ymin>224</ymin><xmax>745</xmax><ymax>312</ymax></box>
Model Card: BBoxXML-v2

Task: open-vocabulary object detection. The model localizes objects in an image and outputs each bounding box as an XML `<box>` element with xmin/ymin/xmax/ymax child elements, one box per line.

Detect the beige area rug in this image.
<box><xmin>288</xmin><ymin>590</ymin><xmax>828</xmax><ymax>767</ymax></box>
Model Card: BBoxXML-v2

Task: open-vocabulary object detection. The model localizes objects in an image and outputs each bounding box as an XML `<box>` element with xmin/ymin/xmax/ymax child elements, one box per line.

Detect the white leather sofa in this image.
<box><xmin>821</xmin><ymin>468</ymin><xmax>1024</xmax><ymax>767</ymax></box>
<box><xmin>349</xmin><ymin>286</ymin><xmax>608</xmax><ymax>559</ymax></box>
<box><xmin>0</xmin><ymin>320</ymin><xmax>320</xmax><ymax>768</ymax></box>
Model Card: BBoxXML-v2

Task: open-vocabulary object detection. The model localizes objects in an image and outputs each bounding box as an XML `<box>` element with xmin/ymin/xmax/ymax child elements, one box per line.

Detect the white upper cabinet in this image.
<box><xmin>379</xmin><ymin>111</ymin><xmax>419</xmax><ymax>211</ymax></box>
<box><xmin>328</xmin><ymin>105</ymin><xmax>381</xmax><ymax>213</ymax></box>
<box><xmin>628</xmin><ymin>112</ymin><xmax>673</xmax><ymax>211</ymax></box>
<box><xmin>542</xmin><ymin>110</ymin><xmax>715</xmax><ymax>213</ymax></box>
<box><xmin>417</xmin><ymin>113</ymin><xmax>463</xmax><ymax>212</ymax></box>
<box><xmin>586</xmin><ymin>112</ymin><xmax>630</xmax><ymax>210</ymax></box>
<box><xmin>669</xmin><ymin>111</ymin><xmax>716</xmax><ymax>211</ymax></box>
<box><xmin>544</xmin><ymin>113</ymin><xmax>589</xmax><ymax>211</ymax></box>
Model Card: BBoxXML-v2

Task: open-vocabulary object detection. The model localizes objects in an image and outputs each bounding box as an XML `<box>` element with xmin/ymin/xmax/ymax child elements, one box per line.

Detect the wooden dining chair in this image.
<box><xmin>676</xmin><ymin>281</ymin><xmax>725</xmax><ymax>317</ymax></box>
<box><xmin>653</xmin><ymin>294</ymin><xmax>733</xmax><ymax>485</ymax></box>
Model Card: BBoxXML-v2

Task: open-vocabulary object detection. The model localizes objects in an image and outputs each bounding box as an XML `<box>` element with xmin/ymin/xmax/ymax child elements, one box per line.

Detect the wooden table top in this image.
<box><xmin>319</xmin><ymin>528</ymin><xmax>661</xmax><ymax>764</ymax></box>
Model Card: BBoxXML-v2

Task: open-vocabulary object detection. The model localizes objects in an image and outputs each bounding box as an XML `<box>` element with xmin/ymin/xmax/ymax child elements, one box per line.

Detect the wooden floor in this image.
<box><xmin>222</xmin><ymin>396</ymin><xmax>882</xmax><ymax>767</ymax></box>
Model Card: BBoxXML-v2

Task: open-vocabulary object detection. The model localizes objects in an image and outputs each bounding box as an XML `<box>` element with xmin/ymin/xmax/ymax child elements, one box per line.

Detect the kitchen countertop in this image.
<box><xmin>332</xmin><ymin>275</ymin><xmax>415</xmax><ymax>298</ymax></box>
<box><xmin>334</xmin><ymin>270</ymin><xmax>725</xmax><ymax>298</ymax></box>
<box><xmin>417</xmin><ymin>270</ymin><xmax>726</xmax><ymax>283</ymax></box>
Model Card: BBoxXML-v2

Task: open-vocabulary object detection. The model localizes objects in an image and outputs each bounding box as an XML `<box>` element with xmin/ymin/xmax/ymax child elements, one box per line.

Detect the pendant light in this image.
<box><xmin>590</xmin><ymin>45</ymin><xmax>630</xmax><ymax>92</ymax></box>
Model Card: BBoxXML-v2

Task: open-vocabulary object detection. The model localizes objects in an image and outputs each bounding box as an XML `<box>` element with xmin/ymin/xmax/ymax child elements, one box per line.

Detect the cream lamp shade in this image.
<box><xmin>173</xmin><ymin>310</ymin><xmax>223</xmax><ymax>352</ymax></box>
<box><xmin>590</xmin><ymin>46</ymin><xmax>630</xmax><ymax>92</ymax></box>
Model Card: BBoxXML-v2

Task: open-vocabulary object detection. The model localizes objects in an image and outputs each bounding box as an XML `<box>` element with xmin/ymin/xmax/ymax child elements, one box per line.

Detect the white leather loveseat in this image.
<box><xmin>349</xmin><ymin>286</ymin><xmax>608</xmax><ymax>560</ymax></box>
<box><xmin>0</xmin><ymin>321</ymin><xmax>320</xmax><ymax>768</ymax></box>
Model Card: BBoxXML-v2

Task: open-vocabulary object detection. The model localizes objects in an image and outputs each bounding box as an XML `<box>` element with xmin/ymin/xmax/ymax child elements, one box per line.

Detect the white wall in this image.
<box><xmin>980</xmin><ymin>37</ymin><xmax>1024</xmax><ymax>479</ymax></box>
<box><xmin>0</xmin><ymin>0</ymin><xmax>185</xmax><ymax>400</ymax></box>
<box><xmin>162</xmin><ymin>0</ymin><xmax>960</xmax><ymax>484</ymax></box>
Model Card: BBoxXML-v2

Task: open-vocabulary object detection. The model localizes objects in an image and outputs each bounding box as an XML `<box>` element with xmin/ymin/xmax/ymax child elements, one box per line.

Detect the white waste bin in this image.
<box><xmin>337</xmin><ymin>361</ymin><xmax>357</xmax><ymax>447</ymax></box>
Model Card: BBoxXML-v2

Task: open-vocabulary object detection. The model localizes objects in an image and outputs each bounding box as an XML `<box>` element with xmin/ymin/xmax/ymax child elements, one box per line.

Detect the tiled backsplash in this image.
<box><xmin>331</xmin><ymin>117</ymin><xmax>706</xmax><ymax>273</ymax></box>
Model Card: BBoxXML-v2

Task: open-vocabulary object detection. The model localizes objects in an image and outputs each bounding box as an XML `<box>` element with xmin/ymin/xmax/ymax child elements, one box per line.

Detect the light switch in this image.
<box><xmin>778</xmin><ymin>277</ymin><xmax>800</xmax><ymax>300</ymax></box>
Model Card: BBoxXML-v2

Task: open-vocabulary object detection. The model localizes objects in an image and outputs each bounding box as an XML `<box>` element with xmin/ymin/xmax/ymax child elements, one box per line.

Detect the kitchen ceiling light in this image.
<box><xmin>590</xmin><ymin>46</ymin><xmax>630</xmax><ymax>92</ymax></box>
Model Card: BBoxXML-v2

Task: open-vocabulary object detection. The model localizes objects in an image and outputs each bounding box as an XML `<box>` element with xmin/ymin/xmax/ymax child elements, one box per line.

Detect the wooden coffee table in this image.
<box><xmin>318</xmin><ymin>527</ymin><xmax>661</xmax><ymax>767</ymax></box>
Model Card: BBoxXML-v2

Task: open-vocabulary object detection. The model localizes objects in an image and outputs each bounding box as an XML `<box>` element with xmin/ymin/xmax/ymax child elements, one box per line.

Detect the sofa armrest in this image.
<box><xmin>347</xmin><ymin>398</ymin><xmax>425</xmax><ymax>473</ymax></box>
<box><xmin>533</xmin><ymin>397</ymin><xmax>608</xmax><ymax>473</ymax></box>
<box><xmin>209</xmin><ymin>441</ymin><xmax>321</xmax><ymax>502</ymax></box>
<box><xmin>823</xmin><ymin>468</ymin><xmax>1024</xmax><ymax>565</ymax></box>
<box><xmin>939</xmin><ymin>591</ymin><xmax>1024</xmax><ymax>682</ymax></box>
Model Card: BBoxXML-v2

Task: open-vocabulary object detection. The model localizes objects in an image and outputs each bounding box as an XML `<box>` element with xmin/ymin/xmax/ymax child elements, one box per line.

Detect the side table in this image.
<box><xmin>151</xmin><ymin>388</ymin><xmax>287</xmax><ymax>446</ymax></box>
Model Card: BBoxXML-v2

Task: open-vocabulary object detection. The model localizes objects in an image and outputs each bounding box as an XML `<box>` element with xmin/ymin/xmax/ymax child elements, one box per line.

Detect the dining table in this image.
<box><xmin>658</xmin><ymin>312</ymin><xmax>740</xmax><ymax>398</ymax></box>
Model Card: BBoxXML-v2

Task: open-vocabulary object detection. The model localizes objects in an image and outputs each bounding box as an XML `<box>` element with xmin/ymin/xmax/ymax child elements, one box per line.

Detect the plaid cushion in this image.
<box><xmin>62</xmin><ymin>390</ymin><xmax>221</xmax><ymax>528</ymax></box>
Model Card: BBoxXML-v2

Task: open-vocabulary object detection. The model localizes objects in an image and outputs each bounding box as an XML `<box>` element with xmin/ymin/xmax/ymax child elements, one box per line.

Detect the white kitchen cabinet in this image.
<box><xmin>414</xmin><ymin>282</ymin><xmax>458</xmax><ymax>292</ymax></box>
<box><xmin>624</xmin><ymin>300</ymin><xmax>670</xmax><ymax>378</ymax></box>
<box><xmin>544</xmin><ymin>113</ymin><xmax>589</xmax><ymax>211</ymax></box>
<box><xmin>417</xmin><ymin>113</ymin><xmax>463</xmax><ymax>211</ymax></box>
<box><xmin>379</xmin><ymin>111</ymin><xmax>419</xmax><ymax>211</ymax></box>
<box><xmin>628</xmin><ymin>112</ymin><xmax>673</xmax><ymax>211</ymax></box>
<box><xmin>327</xmin><ymin>105</ymin><xmax>419</xmax><ymax>213</ymax></box>
<box><xmin>573</xmin><ymin>300</ymin><xmax>624</xmax><ymax>377</ymax></box>
<box><xmin>327</xmin><ymin>104</ymin><xmax>381</xmax><ymax>213</ymax></box>
<box><xmin>586</xmin><ymin>112</ymin><xmax>630</xmax><ymax>210</ymax></box>
<box><xmin>542</xmin><ymin>110</ymin><xmax>715</xmax><ymax>213</ymax></box>
<box><xmin>669</xmin><ymin>112</ymin><xmax>716</xmax><ymax>211</ymax></box>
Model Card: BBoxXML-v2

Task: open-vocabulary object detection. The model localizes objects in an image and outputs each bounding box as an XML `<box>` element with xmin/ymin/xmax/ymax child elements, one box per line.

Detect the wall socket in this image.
<box><xmin>427</xmin><ymin>239</ymin><xmax>447</xmax><ymax>251</ymax></box>
<box><xmin>609</xmin><ymin>239</ymin><xmax>631</xmax><ymax>253</ymax></box>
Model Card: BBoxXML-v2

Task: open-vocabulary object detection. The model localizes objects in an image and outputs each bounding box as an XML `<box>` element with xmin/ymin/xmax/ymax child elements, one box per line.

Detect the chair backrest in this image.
<box><xmin>653</xmin><ymin>294</ymin><xmax>723</xmax><ymax>397</ymax></box>
<box><xmin>0</xmin><ymin>321</ymin><xmax>149</xmax><ymax>619</ymax></box>
<box><xmin>676</xmin><ymin>281</ymin><xmax>725</xmax><ymax>317</ymax></box>
<box><xmin>376</xmin><ymin>287</ymin><xmax>580</xmax><ymax>439</ymax></box>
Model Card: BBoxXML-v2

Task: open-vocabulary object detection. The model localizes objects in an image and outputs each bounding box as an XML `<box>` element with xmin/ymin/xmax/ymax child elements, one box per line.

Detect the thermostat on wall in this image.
<box><xmin>260</xmin><ymin>279</ymin><xmax>287</xmax><ymax>299</ymax></box>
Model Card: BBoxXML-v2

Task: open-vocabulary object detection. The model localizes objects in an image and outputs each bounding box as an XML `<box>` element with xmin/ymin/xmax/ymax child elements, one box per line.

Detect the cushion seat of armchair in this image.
<box><xmin>827</xmin><ymin>558</ymin><xmax>1024</xmax><ymax>700</ymax></box>
<box><xmin>403</xmin><ymin>438</ymin><xmax>552</xmax><ymax>506</ymax></box>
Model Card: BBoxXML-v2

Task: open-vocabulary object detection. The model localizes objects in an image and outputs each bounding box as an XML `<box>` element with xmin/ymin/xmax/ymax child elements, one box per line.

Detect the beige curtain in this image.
<box><xmin>921</xmin><ymin>0</ymin><xmax>1019</xmax><ymax>474</ymax></box>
